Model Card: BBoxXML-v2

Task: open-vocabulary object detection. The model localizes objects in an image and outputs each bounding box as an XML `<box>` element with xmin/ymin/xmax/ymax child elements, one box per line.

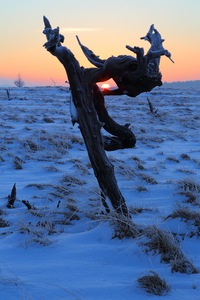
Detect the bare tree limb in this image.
<box><xmin>77</xmin><ymin>24</ymin><xmax>173</xmax><ymax>97</ymax></box>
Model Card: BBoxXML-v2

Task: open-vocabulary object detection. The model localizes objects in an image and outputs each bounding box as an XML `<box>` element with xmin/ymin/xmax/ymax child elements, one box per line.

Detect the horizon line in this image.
<box><xmin>1</xmin><ymin>79</ymin><xmax>200</xmax><ymax>89</ymax></box>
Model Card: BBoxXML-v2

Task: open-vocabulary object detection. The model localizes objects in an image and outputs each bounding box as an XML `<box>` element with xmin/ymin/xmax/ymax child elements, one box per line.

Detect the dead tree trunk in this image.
<box><xmin>43</xmin><ymin>17</ymin><xmax>173</xmax><ymax>217</ymax></box>
<box><xmin>43</xmin><ymin>17</ymin><xmax>130</xmax><ymax>216</ymax></box>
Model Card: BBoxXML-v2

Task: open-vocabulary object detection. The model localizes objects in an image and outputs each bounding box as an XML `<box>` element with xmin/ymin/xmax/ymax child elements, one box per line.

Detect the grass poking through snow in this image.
<box><xmin>137</xmin><ymin>271</ymin><xmax>170</xmax><ymax>296</ymax></box>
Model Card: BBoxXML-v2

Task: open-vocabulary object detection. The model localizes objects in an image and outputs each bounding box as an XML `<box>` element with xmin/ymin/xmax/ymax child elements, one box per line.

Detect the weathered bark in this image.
<box><xmin>43</xmin><ymin>16</ymin><xmax>130</xmax><ymax>216</ymax></box>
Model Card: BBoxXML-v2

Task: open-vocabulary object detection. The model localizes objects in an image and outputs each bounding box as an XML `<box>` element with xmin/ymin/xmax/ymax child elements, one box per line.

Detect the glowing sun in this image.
<box><xmin>101</xmin><ymin>83</ymin><xmax>110</xmax><ymax>90</ymax></box>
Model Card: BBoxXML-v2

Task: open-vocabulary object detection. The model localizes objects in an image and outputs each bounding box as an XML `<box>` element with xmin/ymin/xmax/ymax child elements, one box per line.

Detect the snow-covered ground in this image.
<box><xmin>0</xmin><ymin>83</ymin><xmax>200</xmax><ymax>299</ymax></box>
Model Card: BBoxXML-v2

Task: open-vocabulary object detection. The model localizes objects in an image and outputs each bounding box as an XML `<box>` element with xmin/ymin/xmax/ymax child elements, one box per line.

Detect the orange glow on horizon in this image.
<box><xmin>1</xmin><ymin>41</ymin><xmax>200</xmax><ymax>86</ymax></box>
<box><xmin>0</xmin><ymin>1</ymin><xmax>200</xmax><ymax>87</ymax></box>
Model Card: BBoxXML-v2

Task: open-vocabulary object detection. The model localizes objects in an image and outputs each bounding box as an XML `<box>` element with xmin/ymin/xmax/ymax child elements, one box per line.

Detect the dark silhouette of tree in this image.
<box><xmin>43</xmin><ymin>17</ymin><xmax>173</xmax><ymax>217</ymax></box>
<box><xmin>14</xmin><ymin>74</ymin><xmax>25</xmax><ymax>88</ymax></box>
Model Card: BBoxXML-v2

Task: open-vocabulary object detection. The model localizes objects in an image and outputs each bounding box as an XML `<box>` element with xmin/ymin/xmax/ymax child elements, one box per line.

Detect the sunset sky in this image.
<box><xmin>0</xmin><ymin>0</ymin><xmax>200</xmax><ymax>86</ymax></box>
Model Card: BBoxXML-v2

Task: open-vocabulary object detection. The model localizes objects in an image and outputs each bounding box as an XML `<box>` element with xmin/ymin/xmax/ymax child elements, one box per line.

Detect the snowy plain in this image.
<box><xmin>0</xmin><ymin>82</ymin><xmax>200</xmax><ymax>299</ymax></box>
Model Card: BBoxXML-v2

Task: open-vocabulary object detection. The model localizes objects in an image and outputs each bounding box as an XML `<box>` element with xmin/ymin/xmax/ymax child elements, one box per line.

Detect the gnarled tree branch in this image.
<box><xmin>77</xmin><ymin>24</ymin><xmax>173</xmax><ymax>97</ymax></box>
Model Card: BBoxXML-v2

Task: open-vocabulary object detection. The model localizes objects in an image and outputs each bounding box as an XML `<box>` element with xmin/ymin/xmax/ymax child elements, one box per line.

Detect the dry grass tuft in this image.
<box><xmin>180</xmin><ymin>153</ymin><xmax>191</xmax><ymax>160</ymax></box>
<box><xmin>139</xmin><ymin>173</ymin><xmax>158</xmax><ymax>184</ymax></box>
<box><xmin>143</xmin><ymin>226</ymin><xmax>182</xmax><ymax>262</ymax></box>
<box><xmin>68</xmin><ymin>134</ymin><xmax>84</xmax><ymax>145</ymax></box>
<box><xmin>70</xmin><ymin>158</ymin><xmax>90</xmax><ymax>174</ymax></box>
<box><xmin>129</xmin><ymin>206</ymin><xmax>152</xmax><ymax>215</ymax></box>
<box><xmin>108</xmin><ymin>213</ymin><xmax>140</xmax><ymax>239</ymax></box>
<box><xmin>167</xmin><ymin>206</ymin><xmax>200</xmax><ymax>224</ymax></box>
<box><xmin>166</xmin><ymin>206</ymin><xmax>200</xmax><ymax>237</ymax></box>
<box><xmin>177</xmin><ymin>179</ymin><xmax>200</xmax><ymax>209</ymax></box>
<box><xmin>177</xmin><ymin>168</ymin><xmax>196</xmax><ymax>175</ymax></box>
<box><xmin>178</xmin><ymin>179</ymin><xmax>200</xmax><ymax>193</ymax></box>
<box><xmin>26</xmin><ymin>183</ymin><xmax>53</xmax><ymax>190</ymax></box>
<box><xmin>24</xmin><ymin>140</ymin><xmax>40</xmax><ymax>152</ymax></box>
<box><xmin>18</xmin><ymin>210</ymin><xmax>68</xmax><ymax>247</ymax></box>
<box><xmin>171</xmin><ymin>258</ymin><xmax>198</xmax><ymax>274</ymax></box>
<box><xmin>0</xmin><ymin>209</ymin><xmax>5</xmax><ymax>216</ymax></box>
<box><xmin>142</xmin><ymin>225</ymin><xmax>198</xmax><ymax>274</ymax></box>
<box><xmin>136</xmin><ymin>186</ymin><xmax>148</xmax><ymax>192</ymax></box>
<box><xmin>116</xmin><ymin>163</ymin><xmax>136</xmax><ymax>179</ymax></box>
<box><xmin>0</xmin><ymin>218</ymin><xmax>10</xmax><ymax>228</ymax></box>
<box><xmin>179</xmin><ymin>191</ymin><xmax>199</xmax><ymax>205</ymax></box>
<box><xmin>61</xmin><ymin>175</ymin><xmax>86</xmax><ymax>186</ymax></box>
<box><xmin>137</xmin><ymin>271</ymin><xmax>170</xmax><ymax>295</ymax></box>
<box><xmin>166</xmin><ymin>156</ymin><xmax>180</xmax><ymax>163</ymax></box>
<box><xmin>13</xmin><ymin>156</ymin><xmax>23</xmax><ymax>170</ymax></box>
<box><xmin>43</xmin><ymin>117</ymin><xmax>54</xmax><ymax>123</ymax></box>
<box><xmin>52</xmin><ymin>185</ymin><xmax>71</xmax><ymax>198</ymax></box>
